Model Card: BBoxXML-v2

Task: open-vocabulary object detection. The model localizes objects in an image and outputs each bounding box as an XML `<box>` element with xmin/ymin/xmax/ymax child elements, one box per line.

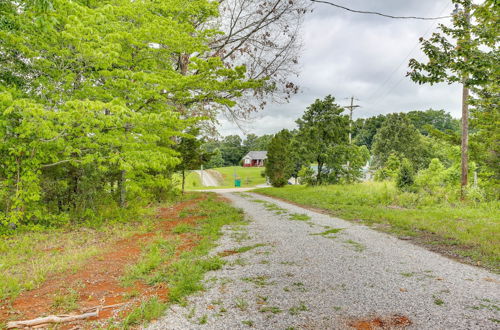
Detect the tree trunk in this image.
<box><xmin>182</xmin><ymin>170</ymin><xmax>186</xmax><ymax>195</ymax></box>
<box><xmin>317</xmin><ymin>160</ymin><xmax>323</xmax><ymax>185</ymax></box>
<box><xmin>460</xmin><ymin>85</ymin><xmax>469</xmax><ymax>200</ymax></box>
<box><xmin>119</xmin><ymin>170</ymin><xmax>126</xmax><ymax>207</ymax></box>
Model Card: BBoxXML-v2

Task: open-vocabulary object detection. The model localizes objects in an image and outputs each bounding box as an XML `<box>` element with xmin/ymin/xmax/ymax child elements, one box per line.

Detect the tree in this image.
<box><xmin>396</xmin><ymin>158</ymin><xmax>415</xmax><ymax>192</ymax></box>
<box><xmin>352</xmin><ymin>115</ymin><xmax>387</xmax><ymax>150</ymax></box>
<box><xmin>0</xmin><ymin>0</ymin><xmax>266</xmax><ymax>226</ymax></box>
<box><xmin>295</xmin><ymin>95</ymin><xmax>349</xmax><ymax>184</ymax></box>
<box><xmin>220</xmin><ymin>135</ymin><xmax>245</xmax><ymax>166</ymax></box>
<box><xmin>174</xmin><ymin>128</ymin><xmax>206</xmax><ymax>194</ymax></box>
<box><xmin>206</xmin><ymin>148</ymin><xmax>225</xmax><ymax>169</ymax></box>
<box><xmin>408</xmin><ymin>0</ymin><xmax>497</xmax><ymax>198</ymax></box>
<box><xmin>406</xmin><ymin>109</ymin><xmax>460</xmax><ymax>136</ymax></box>
<box><xmin>372</xmin><ymin>114</ymin><xmax>428</xmax><ymax>170</ymax></box>
<box><xmin>265</xmin><ymin>130</ymin><xmax>294</xmax><ymax>187</ymax></box>
<box><xmin>207</xmin><ymin>0</ymin><xmax>309</xmax><ymax>119</ymax></box>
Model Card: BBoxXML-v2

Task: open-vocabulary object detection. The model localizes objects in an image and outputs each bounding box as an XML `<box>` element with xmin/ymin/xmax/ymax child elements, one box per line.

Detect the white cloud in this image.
<box><xmin>220</xmin><ymin>0</ymin><xmax>462</xmax><ymax>136</ymax></box>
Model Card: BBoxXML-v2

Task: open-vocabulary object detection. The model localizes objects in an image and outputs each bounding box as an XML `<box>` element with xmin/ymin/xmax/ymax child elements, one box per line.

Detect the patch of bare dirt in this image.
<box><xmin>348</xmin><ymin>315</ymin><xmax>412</xmax><ymax>330</ymax></box>
<box><xmin>0</xmin><ymin>196</ymin><xmax>208</xmax><ymax>329</ymax></box>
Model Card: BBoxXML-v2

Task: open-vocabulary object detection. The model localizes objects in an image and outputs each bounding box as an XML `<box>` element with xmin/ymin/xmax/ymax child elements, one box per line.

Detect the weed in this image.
<box><xmin>311</xmin><ymin>228</ymin><xmax>344</xmax><ymax>237</ymax></box>
<box><xmin>344</xmin><ymin>239</ymin><xmax>366</xmax><ymax>252</ymax></box>
<box><xmin>242</xmin><ymin>275</ymin><xmax>273</xmax><ymax>287</ymax></box>
<box><xmin>198</xmin><ymin>314</ymin><xmax>208</xmax><ymax>325</ymax></box>
<box><xmin>235</xmin><ymin>297</ymin><xmax>249</xmax><ymax>311</ymax></box>
<box><xmin>289</xmin><ymin>213</ymin><xmax>311</xmax><ymax>221</ymax></box>
<box><xmin>123</xmin><ymin>290</ymin><xmax>140</xmax><ymax>300</ymax></box>
<box><xmin>400</xmin><ymin>272</ymin><xmax>415</xmax><ymax>277</ymax></box>
<box><xmin>289</xmin><ymin>302</ymin><xmax>308</xmax><ymax>315</ymax></box>
<box><xmin>186</xmin><ymin>307</ymin><xmax>196</xmax><ymax>319</ymax></box>
<box><xmin>235</xmin><ymin>243</ymin><xmax>267</xmax><ymax>253</ymax></box>
<box><xmin>242</xmin><ymin>320</ymin><xmax>255</xmax><ymax>326</ymax></box>
<box><xmin>122</xmin><ymin>296</ymin><xmax>166</xmax><ymax>327</ymax></box>
<box><xmin>231</xmin><ymin>258</ymin><xmax>248</xmax><ymax>266</ymax></box>
<box><xmin>333</xmin><ymin>306</ymin><xmax>342</xmax><ymax>311</ymax></box>
<box><xmin>259</xmin><ymin>306</ymin><xmax>282</xmax><ymax>314</ymax></box>
<box><xmin>172</xmin><ymin>223</ymin><xmax>196</xmax><ymax>234</ymax></box>
<box><xmin>51</xmin><ymin>288</ymin><xmax>79</xmax><ymax>312</ymax></box>
<box><xmin>434</xmin><ymin>297</ymin><xmax>445</xmax><ymax>306</ymax></box>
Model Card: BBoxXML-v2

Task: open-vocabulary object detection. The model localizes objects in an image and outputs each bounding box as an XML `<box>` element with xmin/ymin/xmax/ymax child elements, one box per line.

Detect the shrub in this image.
<box><xmin>396</xmin><ymin>158</ymin><xmax>415</xmax><ymax>191</ymax></box>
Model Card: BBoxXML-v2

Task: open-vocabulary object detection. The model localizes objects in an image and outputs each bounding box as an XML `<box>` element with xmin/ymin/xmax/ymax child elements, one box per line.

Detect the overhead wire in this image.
<box><xmin>310</xmin><ymin>0</ymin><xmax>452</xmax><ymax>20</ymax></box>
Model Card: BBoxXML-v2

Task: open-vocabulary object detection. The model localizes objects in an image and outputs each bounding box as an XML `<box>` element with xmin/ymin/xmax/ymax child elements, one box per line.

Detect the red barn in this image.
<box><xmin>242</xmin><ymin>151</ymin><xmax>267</xmax><ymax>167</ymax></box>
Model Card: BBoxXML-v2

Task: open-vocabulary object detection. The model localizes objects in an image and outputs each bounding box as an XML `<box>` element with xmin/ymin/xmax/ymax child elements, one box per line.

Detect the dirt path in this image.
<box><xmin>148</xmin><ymin>192</ymin><xmax>500</xmax><ymax>330</ymax></box>
<box><xmin>195</xmin><ymin>170</ymin><xmax>220</xmax><ymax>187</ymax></box>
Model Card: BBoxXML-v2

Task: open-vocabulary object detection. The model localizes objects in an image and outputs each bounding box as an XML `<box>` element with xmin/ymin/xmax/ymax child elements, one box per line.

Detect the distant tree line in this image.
<box><xmin>202</xmin><ymin>134</ymin><xmax>273</xmax><ymax>168</ymax></box>
<box><xmin>265</xmin><ymin>95</ymin><xmax>497</xmax><ymax>201</ymax></box>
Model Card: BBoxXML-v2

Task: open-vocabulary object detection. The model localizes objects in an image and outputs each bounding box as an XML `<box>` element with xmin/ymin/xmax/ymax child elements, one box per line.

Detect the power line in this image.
<box><xmin>367</xmin><ymin>2</ymin><xmax>452</xmax><ymax>102</ymax></box>
<box><xmin>310</xmin><ymin>0</ymin><xmax>451</xmax><ymax>20</ymax></box>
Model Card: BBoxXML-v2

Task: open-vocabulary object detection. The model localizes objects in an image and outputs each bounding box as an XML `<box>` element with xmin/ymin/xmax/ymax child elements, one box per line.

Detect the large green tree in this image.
<box><xmin>0</xmin><ymin>0</ymin><xmax>264</xmax><ymax>226</ymax></box>
<box><xmin>295</xmin><ymin>95</ymin><xmax>349</xmax><ymax>184</ymax></box>
<box><xmin>372</xmin><ymin>114</ymin><xmax>428</xmax><ymax>170</ymax></box>
<box><xmin>265</xmin><ymin>130</ymin><xmax>294</xmax><ymax>187</ymax></box>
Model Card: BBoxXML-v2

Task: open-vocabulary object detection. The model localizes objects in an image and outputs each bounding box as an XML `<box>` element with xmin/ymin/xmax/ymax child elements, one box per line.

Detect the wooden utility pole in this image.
<box><xmin>460</xmin><ymin>5</ymin><xmax>471</xmax><ymax>200</ymax></box>
<box><xmin>344</xmin><ymin>96</ymin><xmax>360</xmax><ymax>144</ymax></box>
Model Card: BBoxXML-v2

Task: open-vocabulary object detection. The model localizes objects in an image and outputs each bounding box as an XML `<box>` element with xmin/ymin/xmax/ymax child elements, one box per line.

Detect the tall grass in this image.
<box><xmin>255</xmin><ymin>182</ymin><xmax>500</xmax><ymax>271</ymax></box>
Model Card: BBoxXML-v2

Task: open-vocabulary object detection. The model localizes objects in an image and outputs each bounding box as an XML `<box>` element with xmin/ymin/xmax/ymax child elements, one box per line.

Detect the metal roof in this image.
<box><xmin>243</xmin><ymin>151</ymin><xmax>268</xmax><ymax>160</ymax></box>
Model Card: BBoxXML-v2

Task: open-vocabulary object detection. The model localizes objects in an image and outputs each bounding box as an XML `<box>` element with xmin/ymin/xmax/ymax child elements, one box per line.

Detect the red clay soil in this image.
<box><xmin>349</xmin><ymin>315</ymin><xmax>412</xmax><ymax>330</ymax></box>
<box><xmin>0</xmin><ymin>197</ymin><xmax>206</xmax><ymax>329</ymax></box>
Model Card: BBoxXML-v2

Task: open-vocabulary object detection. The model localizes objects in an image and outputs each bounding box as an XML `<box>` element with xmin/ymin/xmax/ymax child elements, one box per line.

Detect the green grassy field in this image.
<box><xmin>185</xmin><ymin>166</ymin><xmax>267</xmax><ymax>190</ymax></box>
<box><xmin>255</xmin><ymin>182</ymin><xmax>500</xmax><ymax>272</ymax></box>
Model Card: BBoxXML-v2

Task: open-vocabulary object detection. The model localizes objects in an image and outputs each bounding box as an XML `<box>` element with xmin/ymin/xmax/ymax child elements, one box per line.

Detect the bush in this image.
<box><xmin>298</xmin><ymin>166</ymin><xmax>316</xmax><ymax>186</ymax></box>
<box><xmin>396</xmin><ymin>158</ymin><xmax>415</xmax><ymax>191</ymax></box>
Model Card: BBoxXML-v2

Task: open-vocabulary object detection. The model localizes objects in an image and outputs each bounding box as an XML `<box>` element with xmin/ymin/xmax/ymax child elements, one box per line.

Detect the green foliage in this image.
<box><xmin>205</xmin><ymin>148</ymin><xmax>225</xmax><ymax>169</ymax></box>
<box><xmin>0</xmin><ymin>0</ymin><xmax>263</xmax><ymax>227</ymax></box>
<box><xmin>295</xmin><ymin>95</ymin><xmax>350</xmax><ymax>185</ymax></box>
<box><xmin>396</xmin><ymin>159</ymin><xmax>415</xmax><ymax>192</ymax></box>
<box><xmin>265</xmin><ymin>129</ymin><xmax>294</xmax><ymax>187</ymax></box>
<box><xmin>374</xmin><ymin>153</ymin><xmax>401</xmax><ymax>181</ymax></box>
<box><xmin>372</xmin><ymin>113</ymin><xmax>428</xmax><ymax>170</ymax></box>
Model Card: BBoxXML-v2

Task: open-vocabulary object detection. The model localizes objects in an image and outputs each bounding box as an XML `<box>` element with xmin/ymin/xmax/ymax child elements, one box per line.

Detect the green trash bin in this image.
<box><xmin>234</xmin><ymin>179</ymin><xmax>241</xmax><ymax>187</ymax></box>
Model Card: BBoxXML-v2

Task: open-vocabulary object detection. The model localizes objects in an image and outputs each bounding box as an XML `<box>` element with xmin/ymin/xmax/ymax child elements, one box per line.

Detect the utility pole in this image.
<box><xmin>344</xmin><ymin>96</ymin><xmax>360</xmax><ymax>144</ymax></box>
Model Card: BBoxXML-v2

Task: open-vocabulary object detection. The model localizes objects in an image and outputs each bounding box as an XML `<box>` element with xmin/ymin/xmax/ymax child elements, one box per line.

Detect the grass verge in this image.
<box><xmin>255</xmin><ymin>182</ymin><xmax>500</xmax><ymax>272</ymax></box>
<box><xmin>120</xmin><ymin>194</ymin><xmax>245</xmax><ymax>327</ymax></box>
<box><xmin>0</xmin><ymin>212</ymin><xmax>156</xmax><ymax>301</ymax></box>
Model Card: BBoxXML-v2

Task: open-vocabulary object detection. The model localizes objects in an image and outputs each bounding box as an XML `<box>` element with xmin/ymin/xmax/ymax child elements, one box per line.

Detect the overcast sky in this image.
<box><xmin>218</xmin><ymin>0</ymin><xmax>462</xmax><ymax>137</ymax></box>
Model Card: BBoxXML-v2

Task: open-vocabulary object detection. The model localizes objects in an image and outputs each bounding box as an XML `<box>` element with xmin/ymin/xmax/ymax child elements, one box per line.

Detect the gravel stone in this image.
<box><xmin>147</xmin><ymin>192</ymin><xmax>500</xmax><ymax>330</ymax></box>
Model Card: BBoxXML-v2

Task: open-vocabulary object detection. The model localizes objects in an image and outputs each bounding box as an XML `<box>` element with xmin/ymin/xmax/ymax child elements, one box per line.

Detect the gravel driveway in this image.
<box><xmin>147</xmin><ymin>192</ymin><xmax>500</xmax><ymax>330</ymax></box>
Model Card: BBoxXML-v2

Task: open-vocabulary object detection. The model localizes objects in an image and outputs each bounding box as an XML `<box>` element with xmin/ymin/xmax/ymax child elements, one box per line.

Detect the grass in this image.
<box><xmin>311</xmin><ymin>228</ymin><xmax>344</xmax><ymax>237</ymax></box>
<box><xmin>234</xmin><ymin>243</ymin><xmax>268</xmax><ymax>253</ymax></box>
<box><xmin>344</xmin><ymin>239</ymin><xmax>366</xmax><ymax>252</ymax></box>
<box><xmin>289</xmin><ymin>302</ymin><xmax>308</xmax><ymax>315</ymax></box>
<box><xmin>118</xmin><ymin>194</ymin><xmax>245</xmax><ymax>327</ymax></box>
<box><xmin>186</xmin><ymin>166</ymin><xmax>267</xmax><ymax>190</ymax></box>
<box><xmin>0</xmin><ymin>210</ymin><xmax>156</xmax><ymax>301</ymax></box>
<box><xmin>255</xmin><ymin>182</ymin><xmax>500</xmax><ymax>271</ymax></box>
<box><xmin>51</xmin><ymin>288</ymin><xmax>80</xmax><ymax>312</ymax></box>
<box><xmin>289</xmin><ymin>213</ymin><xmax>311</xmax><ymax>221</ymax></box>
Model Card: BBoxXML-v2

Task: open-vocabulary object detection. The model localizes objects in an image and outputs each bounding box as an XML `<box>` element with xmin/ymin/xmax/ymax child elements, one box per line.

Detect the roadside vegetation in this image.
<box><xmin>0</xmin><ymin>194</ymin><xmax>246</xmax><ymax>328</ymax></box>
<box><xmin>256</xmin><ymin>182</ymin><xmax>500</xmax><ymax>271</ymax></box>
<box><xmin>185</xmin><ymin>166</ymin><xmax>267</xmax><ymax>190</ymax></box>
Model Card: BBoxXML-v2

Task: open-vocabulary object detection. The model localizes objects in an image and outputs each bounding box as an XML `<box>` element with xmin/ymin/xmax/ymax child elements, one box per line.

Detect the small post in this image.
<box><xmin>200</xmin><ymin>164</ymin><xmax>204</xmax><ymax>185</ymax></box>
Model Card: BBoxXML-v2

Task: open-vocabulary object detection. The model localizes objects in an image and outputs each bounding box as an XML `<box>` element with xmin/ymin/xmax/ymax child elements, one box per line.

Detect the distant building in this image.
<box><xmin>242</xmin><ymin>151</ymin><xmax>267</xmax><ymax>167</ymax></box>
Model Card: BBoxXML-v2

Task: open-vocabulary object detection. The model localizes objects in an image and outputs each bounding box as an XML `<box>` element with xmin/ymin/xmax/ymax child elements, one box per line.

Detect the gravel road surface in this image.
<box><xmin>195</xmin><ymin>170</ymin><xmax>220</xmax><ymax>187</ymax></box>
<box><xmin>147</xmin><ymin>192</ymin><xmax>500</xmax><ymax>330</ymax></box>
